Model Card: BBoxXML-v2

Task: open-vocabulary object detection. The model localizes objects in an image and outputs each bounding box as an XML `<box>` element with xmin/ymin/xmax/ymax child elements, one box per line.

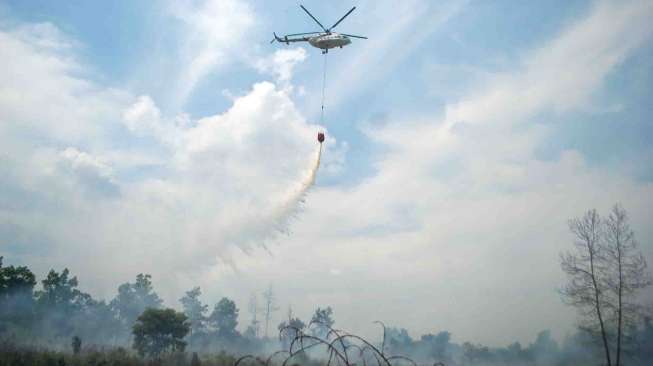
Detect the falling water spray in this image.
<box><xmin>222</xmin><ymin>134</ymin><xmax>324</xmax><ymax>252</ymax></box>
<box><xmin>270</xmin><ymin>133</ymin><xmax>324</xmax><ymax>235</ymax></box>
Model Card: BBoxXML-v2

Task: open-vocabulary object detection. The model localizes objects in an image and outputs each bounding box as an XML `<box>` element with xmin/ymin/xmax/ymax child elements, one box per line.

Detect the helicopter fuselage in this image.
<box><xmin>308</xmin><ymin>33</ymin><xmax>352</xmax><ymax>50</ymax></box>
<box><xmin>271</xmin><ymin>5</ymin><xmax>365</xmax><ymax>52</ymax></box>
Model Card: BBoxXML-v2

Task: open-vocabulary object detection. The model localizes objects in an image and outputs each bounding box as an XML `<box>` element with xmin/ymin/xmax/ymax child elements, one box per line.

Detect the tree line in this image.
<box><xmin>0</xmin><ymin>259</ymin><xmax>338</xmax><ymax>358</ymax></box>
<box><xmin>1</xmin><ymin>203</ymin><xmax>652</xmax><ymax>365</ymax></box>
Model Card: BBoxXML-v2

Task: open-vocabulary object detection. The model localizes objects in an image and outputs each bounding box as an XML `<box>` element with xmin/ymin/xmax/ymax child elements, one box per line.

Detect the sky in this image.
<box><xmin>1</xmin><ymin>0</ymin><xmax>653</xmax><ymax>347</ymax></box>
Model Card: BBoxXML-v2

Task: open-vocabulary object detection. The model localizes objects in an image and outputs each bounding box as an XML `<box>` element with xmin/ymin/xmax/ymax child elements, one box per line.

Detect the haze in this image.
<box><xmin>1</xmin><ymin>0</ymin><xmax>653</xmax><ymax>350</ymax></box>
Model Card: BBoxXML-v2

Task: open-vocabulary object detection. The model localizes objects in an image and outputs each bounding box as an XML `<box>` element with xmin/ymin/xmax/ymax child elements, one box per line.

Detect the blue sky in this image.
<box><xmin>1</xmin><ymin>0</ymin><xmax>653</xmax><ymax>346</ymax></box>
<box><xmin>4</xmin><ymin>0</ymin><xmax>651</xmax><ymax>183</ymax></box>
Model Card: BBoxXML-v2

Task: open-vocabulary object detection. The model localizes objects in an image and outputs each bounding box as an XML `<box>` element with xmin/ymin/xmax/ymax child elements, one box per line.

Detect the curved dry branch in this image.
<box><xmin>234</xmin><ymin>355</ymin><xmax>257</xmax><ymax>366</ymax></box>
<box><xmin>329</xmin><ymin>333</ymin><xmax>391</xmax><ymax>366</ymax></box>
<box><xmin>278</xmin><ymin>325</ymin><xmax>304</xmax><ymax>341</ymax></box>
<box><xmin>303</xmin><ymin>320</ymin><xmax>351</xmax><ymax>364</ymax></box>
<box><xmin>265</xmin><ymin>350</ymin><xmax>290</xmax><ymax>366</ymax></box>
<box><xmin>236</xmin><ymin>320</ymin><xmax>429</xmax><ymax>366</ymax></box>
<box><xmin>284</xmin><ymin>334</ymin><xmax>348</xmax><ymax>366</ymax></box>
<box><xmin>346</xmin><ymin>343</ymin><xmax>373</xmax><ymax>366</ymax></box>
<box><xmin>361</xmin><ymin>345</ymin><xmax>384</xmax><ymax>366</ymax></box>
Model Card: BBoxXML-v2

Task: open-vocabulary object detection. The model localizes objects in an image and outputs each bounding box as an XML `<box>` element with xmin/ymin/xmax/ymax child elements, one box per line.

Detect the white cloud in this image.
<box><xmin>443</xmin><ymin>0</ymin><xmax>653</xmax><ymax>130</ymax></box>
<box><xmin>122</xmin><ymin>95</ymin><xmax>162</xmax><ymax>133</ymax></box>
<box><xmin>202</xmin><ymin>0</ymin><xmax>653</xmax><ymax>346</ymax></box>
<box><xmin>59</xmin><ymin>147</ymin><xmax>113</xmax><ymax>179</ymax></box>
<box><xmin>122</xmin><ymin>95</ymin><xmax>182</xmax><ymax>147</ymax></box>
<box><xmin>255</xmin><ymin>47</ymin><xmax>307</xmax><ymax>90</ymax></box>
<box><xmin>169</xmin><ymin>0</ymin><xmax>256</xmax><ymax>106</ymax></box>
<box><xmin>2</xmin><ymin>0</ymin><xmax>653</xmax><ymax>349</ymax></box>
<box><xmin>57</xmin><ymin>147</ymin><xmax>119</xmax><ymax>198</ymax></box>
<box><xmin>0</xmin><ymin>18</ymin><xmax>338</xmax><ymax>302</ymax></box>
<box><xmin>0</xmin><ymin>23</ymin><xmax>128</xmax><ymax>145</ymax></box>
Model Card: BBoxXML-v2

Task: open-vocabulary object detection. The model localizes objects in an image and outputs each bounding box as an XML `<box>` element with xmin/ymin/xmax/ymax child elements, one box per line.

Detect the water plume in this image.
<box><xmin>270</xmin><ymin>142</ymin><xmax>322</xmax><ymax>236</ymax></box>
<box><xmin>217</xmin><ymin>142</ymin><xmax>322</xmax><ymax>255</ymax></box>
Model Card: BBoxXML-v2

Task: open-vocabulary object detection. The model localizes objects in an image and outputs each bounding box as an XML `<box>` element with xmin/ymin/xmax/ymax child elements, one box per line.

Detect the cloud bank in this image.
<box><xmin>0</xmin><ymin>19</ymin><xmax>338</xmax><ymax>299</ymax></box>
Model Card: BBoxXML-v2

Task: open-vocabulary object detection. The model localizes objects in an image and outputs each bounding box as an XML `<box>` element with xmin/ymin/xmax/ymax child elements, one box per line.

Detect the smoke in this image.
<box><xmin>1</xmin><ymin>15</ymin><xmax>343</xmax><ymax>294</ymax></box>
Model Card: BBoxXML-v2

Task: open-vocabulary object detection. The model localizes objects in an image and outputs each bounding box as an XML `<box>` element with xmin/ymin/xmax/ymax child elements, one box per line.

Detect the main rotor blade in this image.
<box><xmin>285</xmin><ymin>31</ymin><xmax>323</xmax><ymax>37</ymax></box>
<box><xmin>329</xmin><ymin>6</ymin><xmax>356</xmax><ymax>31</ymax></box>
<box><xmin>300</xmin><ymin>5</ymin><xmax>327</xmax><ymax>32</ymax></box>
<box><xmin>341</xmin><ymin>33</ymin><xmax>368</xmax><ymax>39</ymax></box>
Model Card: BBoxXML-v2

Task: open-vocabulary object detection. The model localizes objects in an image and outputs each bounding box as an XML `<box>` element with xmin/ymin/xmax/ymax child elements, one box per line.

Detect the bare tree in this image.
<box><xmin>561</xmin><ymin>205</ymin><xmax>651</xmax><ymax>366</ymax></box>
<box><xmin>286</xmin><ymin>304</ymin><xmax>293</xmax><ymax>323</ymax></box>
<box><xmin>603</xmin><ymin>204</ymin><xmax>651</xmax><ymax>366</ymax></box>
<box><xmin>248</xmin><ymin>293</ymin><xmax>260</xmax><ymax>338</ymax></box>
<box><xmin>262</xmin><ymin>284</ymin><xmax>279</xmax><ymax>338</ymax></box>
<box><xmin>561</xmin><ymin>209</ymin><xmax>612</xmax><ymax>366</ymax></box>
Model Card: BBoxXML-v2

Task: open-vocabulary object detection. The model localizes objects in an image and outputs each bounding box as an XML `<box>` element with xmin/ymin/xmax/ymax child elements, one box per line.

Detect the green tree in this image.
<box><xmin>35</xmin><ymin>268</ymin><xmax>92</xmax><ymax>337</ymax></box>
<box><xmin>132</xmin><ymin>308</ymin><xmax>189</xmax><ymax>358</ymax></box>
<box><xmin>73</xmin><ymin>298</ymin><xmax>121</xmax><ymax>345</ymax></box>
<box><xmin>386</xmin><ymin>327</ymin><xmax>413</xmax><ymax>355</ymax></box>
<box><xmin>462</xmin><ymin>342</ymin><xmax>492</xmax><ymax>365</ymax></box>
<box><xmin>0</xmin><ymin>257</ymin><xmax>36</xmax><ymax>329</ymax></box>
<box><xmin>0</xmin><ymin>257</ymin><xmax>36</xmax><ymax>296</ymax></box>
<box><xmin>209</xmin><ymin>297</ymin><xmax>239</xmax><ymax>340</ymax></box>
<box><xmin>310</xmin><ymin>306</ymin><xmax>334</xmax><ymax>338</ymax></box>
<box><xmin>111</xmin><ymin>274</ymin><xmax>162</xmax><ymax>335</ymax></box>
<box><xmin>36</xmin><ymin>268</ymin><xmax>89</xmax><ymax>309</ymax></box>
<box><xmin>180</xmin><ymin>287</ymin><xmax>208</xmax><ymax>339</ymax></box>
<box><xmin>527</xmin><ymin>330</ymin><xmax>559</xmax><ymax>365</ymax></box>
<box><xmin>421</xmin><ymin>331</ymin><xmax>452</xmax><ymax>362</ymax></box>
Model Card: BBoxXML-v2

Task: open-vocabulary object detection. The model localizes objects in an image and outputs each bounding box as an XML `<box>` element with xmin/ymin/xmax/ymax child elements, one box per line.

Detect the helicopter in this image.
<box><xmin>271</xmin><ymin>5</ymin><xmax>367</xmax><ymax>54</ymax></box>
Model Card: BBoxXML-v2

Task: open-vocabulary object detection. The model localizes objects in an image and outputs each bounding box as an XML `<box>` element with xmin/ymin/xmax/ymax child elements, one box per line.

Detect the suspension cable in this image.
<box><xmin>320</xmin><ymin>51</ymin><xmax>328</xmax><ymax>125</ymax></box>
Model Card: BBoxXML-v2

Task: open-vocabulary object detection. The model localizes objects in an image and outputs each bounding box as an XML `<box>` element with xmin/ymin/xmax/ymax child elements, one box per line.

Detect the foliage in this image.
<box><xmin>209</xmin><ymin>297</ymin><xmax>240</xmax><ymax>340</ymax></box>
<box><xmin>181</xmin><ymin>287</ymin><xmax>209</xmax><ymax>337</ymax></box>
<box><xmin>278</xmin><ymin>316</ymin><xmax>305</xmax><ymax>349</ymax></box>
<box><xmin>0</xmin><ymin>257</ymin><xmax>36</xmax><ymax>295</ymax></box>
<box><xmin>132</xmin><ymin>307</ymin><xmax>190</xmax><ymax>358</ymax></box>
<box><xmin>34</xmin><ymin>268</ymin><xmax>94</xmax><ymax>338</ymax></box>
<box><xmin>112</xmin><ymin>273</ymin><xmax>163</xmax><ymax>337</ymax></box>
<box><xmin>420</xmin><ymin>331</ymin><xmax>452</xmax><ymax>362</ymax></box>
<box><xmin>36</xmin><ymin>269</ymin><xmax>89</xmax><ymax>310</ymax></box>
<box><xmin>310</xmin><ymin>306</ymin><xmax>334</xmax><ymax>338</ymax></box>
<box><xmin>0</xmin><ymin>257</ymin><xmax>36</xmax><ymax>330</ymax></box>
